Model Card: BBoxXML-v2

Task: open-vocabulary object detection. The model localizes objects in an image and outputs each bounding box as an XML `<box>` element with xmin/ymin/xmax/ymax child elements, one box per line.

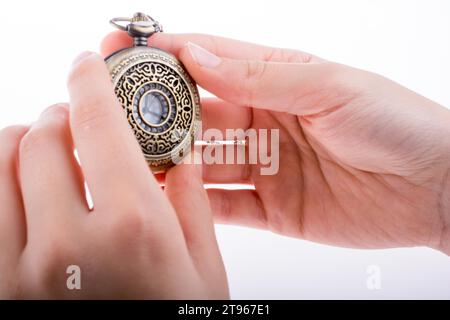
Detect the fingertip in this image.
<box><xmin>177</xmin><ymin>43</ymin><xmax>214</xmax><ymax>81</ymax></box>
<box><xmin>149</xmin><ymin>33</ymin><xmax>185</xmax><ymax>56</ymax></box>
<box><xmin>100</xmin><ymin>30</ymin><xmax>133</xmax><ymax>57</ymax></box>
<box><xmin>0</xmin><ymin>125</ymin><xmax>30</xmax><ymax>148</ymax></box>
<box><xmin>67</xmin><ymin>51</ymin><xmax>109</xmax><ymax>90</ymax></box>
<box><xmin>69</xmin><ymin>51</ymin><xmax>100</xmax><ymax>72</ymax></box>
<box><xmin>38</xmin><ymin>103</ymin><xmax>70</xmax><ymax>121</ymax></box>
<box><xmin>177</xmin><ymin>43</ymin><xmax>234</xmax><ymax>104</ymax></box>
<box><xmin>178</xmin><ymin>42</ymin><xmax>195</xmax><ymax>65</ymax></box>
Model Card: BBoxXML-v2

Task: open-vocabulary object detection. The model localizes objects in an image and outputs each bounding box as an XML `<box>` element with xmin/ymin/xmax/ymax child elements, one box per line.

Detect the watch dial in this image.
<box><xmin>140</xmin><ymin>91</ymin><xmax>167</xmax><ymax>125</ymax></box>
<box><xmin>132</xmin><ymin>82</ymin><xmax>177</xmax><ymax>134</ymax></box>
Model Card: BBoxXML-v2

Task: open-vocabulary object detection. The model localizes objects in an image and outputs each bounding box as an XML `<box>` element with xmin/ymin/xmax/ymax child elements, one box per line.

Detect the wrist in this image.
<box><xmin>436</xmin><ymin>111</ymin><xmax>450</xmax><ymax>255</ymax></box>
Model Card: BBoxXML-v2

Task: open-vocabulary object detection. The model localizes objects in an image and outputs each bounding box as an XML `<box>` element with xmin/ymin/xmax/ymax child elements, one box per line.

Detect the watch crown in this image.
<box><xmin>131</xmin><ymin>12</ymin><xmax>149</xmax><ymax>22</ymax></box>
<box><xmin>110</xmin><ymin>13</ymin><xmax>163</xmax><ymax>47</ymax></box>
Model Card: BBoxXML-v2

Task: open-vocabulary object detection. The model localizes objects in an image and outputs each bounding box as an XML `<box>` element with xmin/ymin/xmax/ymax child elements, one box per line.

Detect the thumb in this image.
<box><xmin>180</xmin><ymin>42</ymin><xmax>347</xmax><ymax>116</ymax></box>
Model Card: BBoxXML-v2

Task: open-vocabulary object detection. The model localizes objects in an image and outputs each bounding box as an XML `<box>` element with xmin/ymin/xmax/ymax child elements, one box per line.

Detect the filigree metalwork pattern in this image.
<box><xmin>116</xmin><ymin>61</ymin><xmax>193</xmax><ymax>155</ymax></box>
<box><xmin>107</xmin><ymin>48</ymin><xmax>201</xmax><ymax>171</ymax></box>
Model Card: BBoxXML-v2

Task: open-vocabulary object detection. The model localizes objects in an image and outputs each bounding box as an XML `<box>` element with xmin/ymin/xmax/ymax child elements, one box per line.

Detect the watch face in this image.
<box><xmin>139</xmin><ymin>89</ymin><xmax>169</xmax><ymax>126</ymax></box>
<box><xmin>105</xmin><ymin>46</ymin><xmax>201</xmax><ymax>172</ymax></box>
<box><xmin>133</xmin><ymin>82</ymin><xmax>176</xmax><ymax>132</ymax></box>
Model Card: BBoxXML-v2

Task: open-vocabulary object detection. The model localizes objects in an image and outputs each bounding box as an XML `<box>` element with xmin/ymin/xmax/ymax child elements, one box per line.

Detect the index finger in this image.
<box><xmin>101</xmin><ymin>31</ymin><xmax>322</xmax><ymax>63</ymax></box>
<box><xmin>67</xmin><ymin>52</ymin><xmax>161</xmax><ymax>211</ymax></box>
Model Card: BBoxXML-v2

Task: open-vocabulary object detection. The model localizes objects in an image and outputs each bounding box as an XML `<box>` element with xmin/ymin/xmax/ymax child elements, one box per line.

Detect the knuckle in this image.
<box><xmin>108</xmin><ymin>209</ymin><xmax>148</xmax><ymax>245</ymax></box>
<box><xmin>40</xmin><ymin>103</ymin><xmax>69</xmax><ymax>120</ymax></box>
<box><xmin>0</xmin><ymin>125</ymin><xmax>28</xmax><ymax>166</ymax></box>
<box><xmin>67</xmin><ymin>56</ymin><xmax>96</xmax><ymax>88</ymax></box>
<box><xmin>264</xmin><ymin>47</ymin><xmax>311</xmax><ymax>63</ymax></box>
<box><xmin>245</xmin><ymin>60</ymin><xmax>268</xmax><ymax>82</ymax></box>
<box><xmin>27</xmin><ymin>239</ymin><xmax>78</xmax><ymax>291</ymax></box>
<box><xmin>106</xmin><ymin>193</ymin><xmax>151</xmax><ymax>240</ymax></box>
<box><xmin>286</xmin><ymin>50</ymin><xmax>313</xmax><ymax>63</ymax></box>
<box><xmin>243</xmin><ymin>60</ymin><xmax>269</xmax><ymax>106</ymax></box>
<box><xmin>319</xmin><ymin>62</ymin><xmax>363</xmax><ymax>101</ymax></box>
<box><xmin>263</xmin><ymin>47</ymin><xmax>280</xmax><ymax>62</ymax></box>
<box><xmin>293</xmin><ymin>62</ymin><xmax>357</xmax><ymax>114</ymax></box>
<box><xmin>19</xmin><ymin>122</ymin><xmax>66</xmax><ymax>160</ymax></box>
<box><xmin>321</xmin><ymin>62</ymin><xmax>350</xmax><ymax>88</ymax></box>
<box><xmin>40</xmin><ymin>242</ymin><xmax>71</xmax><ymax>270</ymax></box>
<box><xmin>19</xmin><ymin>127</ymin><xmax>48</xmax><ymax>159</ymax></box>
<box><xmin>0</xmin><ymin>125</ymin><xmax>29</xmax><ymax>142</ymax></box>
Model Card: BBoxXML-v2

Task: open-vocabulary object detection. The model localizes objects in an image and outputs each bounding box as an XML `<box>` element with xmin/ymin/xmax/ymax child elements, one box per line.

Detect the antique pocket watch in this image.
<box><xmin>105</xmin><ymin>13</ymin><xmax>201</xmax><ymax>173</ymax></box>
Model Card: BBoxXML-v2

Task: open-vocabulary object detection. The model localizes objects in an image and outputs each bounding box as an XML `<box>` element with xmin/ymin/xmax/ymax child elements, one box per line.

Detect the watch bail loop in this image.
<box><xmin>110</xmin><ymin>12</ymin><xmax>163</xmax><ymax>47</ymax></box>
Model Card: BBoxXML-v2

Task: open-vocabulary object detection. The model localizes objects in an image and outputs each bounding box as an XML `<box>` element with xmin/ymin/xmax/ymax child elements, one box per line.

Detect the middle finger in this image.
<box><xmin>19</xmin><ymin>104</ymin><xmax>87</xmax><ymax>237</ymax></box>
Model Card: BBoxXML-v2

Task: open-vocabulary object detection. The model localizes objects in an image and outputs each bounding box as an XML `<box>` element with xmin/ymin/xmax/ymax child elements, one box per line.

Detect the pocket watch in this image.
<box><xmin>105</xmin><ymin>13</ymin><xmax>201</xmax><ymax>173</ymax></box>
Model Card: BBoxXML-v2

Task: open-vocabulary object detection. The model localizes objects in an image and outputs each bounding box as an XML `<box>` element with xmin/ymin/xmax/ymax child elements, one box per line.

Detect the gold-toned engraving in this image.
<box><xmin>106</xmin><ymin>46</ymin><xmax>201</xmax><ymax>173</ymax></box>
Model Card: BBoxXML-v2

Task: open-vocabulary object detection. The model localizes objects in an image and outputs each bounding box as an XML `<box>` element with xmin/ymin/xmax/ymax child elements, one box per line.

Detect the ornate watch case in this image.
<box><xmin>105</xmin><ymin>13</ymin><xmax>201</xmax><ymax>173</ymax></box>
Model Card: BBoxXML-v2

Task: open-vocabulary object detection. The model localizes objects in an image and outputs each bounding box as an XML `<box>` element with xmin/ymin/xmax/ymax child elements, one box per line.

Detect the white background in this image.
<box><xmin>1</xmin><ymin>0</ymin><xmax>450</xmax><ymax>299</ymax></box>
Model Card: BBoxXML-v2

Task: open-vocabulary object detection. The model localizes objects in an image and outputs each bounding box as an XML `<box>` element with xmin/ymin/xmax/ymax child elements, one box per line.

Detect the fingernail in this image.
<box><xmin>72</xmin><ymin>51</ymin><xmax>95</xmax><ymax>66</ymax></box>
<box><xmin>186</xmin><ymin>42</ymin><xmax>221</xmax><ymax>68</ymax></box>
